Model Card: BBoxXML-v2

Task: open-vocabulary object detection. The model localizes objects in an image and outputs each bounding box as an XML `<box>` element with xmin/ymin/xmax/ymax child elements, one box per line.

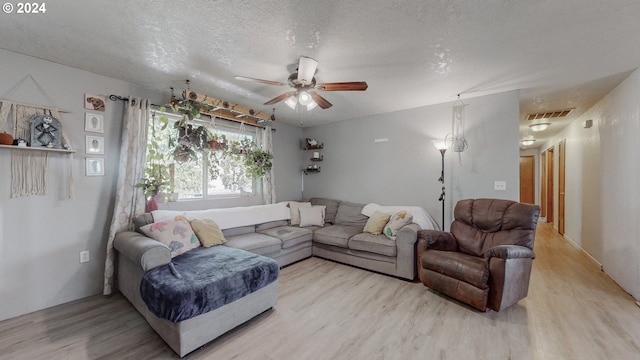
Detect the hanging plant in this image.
<box><xmin>244</xmin><ymin>148</ymin><xmax>273</xmax><ymax>179</ymax></box>
<box><xmin>229</xmin><ymin>137</ymin><xmax>253</xmax><ymax>156</ymax></box>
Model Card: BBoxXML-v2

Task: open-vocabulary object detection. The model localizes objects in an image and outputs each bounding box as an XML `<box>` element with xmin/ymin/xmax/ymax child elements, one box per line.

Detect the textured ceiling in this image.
<box><xmin>1</xmin><ymin>0</ymin><xmax>640</xmax><ymax>146</ymax></box>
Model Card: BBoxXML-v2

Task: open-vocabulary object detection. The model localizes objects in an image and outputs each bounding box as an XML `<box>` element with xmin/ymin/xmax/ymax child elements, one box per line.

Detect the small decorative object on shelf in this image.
<box><xmin>304</xmin><ymin>138</ymin><xmax>323</xmax><ymax>150</ymax></box>
<box><xmin>310</xmin><ymin>152</ymin><xmax>323</xmax><ymax>161</ymax></box>
<box><xmin>305</xmin><ymin>164</ymin><xmax>321</xmax><ymax>173</ymax></box>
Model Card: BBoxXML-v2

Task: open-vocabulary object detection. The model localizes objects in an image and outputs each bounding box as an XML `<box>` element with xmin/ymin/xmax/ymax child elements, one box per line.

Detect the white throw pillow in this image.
<box><xmin>299</xmin><ymin>205</ymin><xmax>325</xmax><ymax>227</ymax></box>
<box><xmin>288</xmin><ymin>201</ymin><xmax>312</xmax><ymax>225</ymax></box>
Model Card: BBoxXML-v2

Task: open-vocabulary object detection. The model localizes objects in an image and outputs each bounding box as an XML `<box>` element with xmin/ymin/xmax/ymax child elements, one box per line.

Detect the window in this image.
<box><xmin>145</xmin><ymin>110</ymin><xmax>255</xmax><ymax>199</ymax></box>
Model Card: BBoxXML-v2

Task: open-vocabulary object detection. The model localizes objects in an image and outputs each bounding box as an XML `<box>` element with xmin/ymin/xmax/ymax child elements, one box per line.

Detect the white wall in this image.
<box><xmin>302</xmin><ymin>91</ymin><xmax>521</xmax><ymax>230</ymax></box>
<box><xmin>540</xmin><ymin>68</ymin><xmax>640</xmax><ymax>301</ymax></box>
<box><xmin>0</xmin><ymin>49</ymin><xmax>165</xmax><ymax>321</ymax></box>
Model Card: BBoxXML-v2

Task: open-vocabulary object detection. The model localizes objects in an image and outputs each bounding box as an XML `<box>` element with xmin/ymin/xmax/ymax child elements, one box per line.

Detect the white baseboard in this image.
<box><xmin>563</xmin><ymin>234</ymin><xmax>603</xmax><ymax>271</ymax></box>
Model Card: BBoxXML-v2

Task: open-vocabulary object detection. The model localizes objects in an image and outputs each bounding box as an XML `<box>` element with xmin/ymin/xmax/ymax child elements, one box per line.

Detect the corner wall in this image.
<box><xmin>302</xmin><ymin>91</ymin><xmax>521</xmax><ymax>229</ymax></box>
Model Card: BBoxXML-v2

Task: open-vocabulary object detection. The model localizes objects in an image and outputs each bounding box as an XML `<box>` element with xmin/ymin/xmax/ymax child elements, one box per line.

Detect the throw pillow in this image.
<box><xmin>363</xmin><ymin>210</ymin><xmax>391</xmax><ymax>235</ymax></box>
<box><xmin>140</xmin><ymin>218</ymin><xmax>201</xmax><ymax>258</ymax></box>
<box><xmin>288</xmin><ymin>201</ymin><xmax>312</xmax><ymax>225</ymax></box>
<box><xmin>299</xmin><ymin>205</ymin><xmax>325</xmax><ymax>227</ymax></box>
<box><xmin>190</xmin><ymin>218</ymin><xmax>226</xmax><ymax>247</ymax></box>
<box><xmin>383</xmin><ymin>211</ymin><xmax>414</xmax><ymax>239</ymax></box>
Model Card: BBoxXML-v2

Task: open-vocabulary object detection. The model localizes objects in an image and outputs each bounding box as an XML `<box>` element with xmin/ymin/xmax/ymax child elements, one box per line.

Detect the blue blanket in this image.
<box><xmin>140</xmin><ymin>245</ymin><xmax>279</xmax><ymax>322</ymax></box>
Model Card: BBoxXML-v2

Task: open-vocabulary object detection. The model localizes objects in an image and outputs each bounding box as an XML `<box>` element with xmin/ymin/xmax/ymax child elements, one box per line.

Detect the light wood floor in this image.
<box><xmin>1</xmin><ymin>223</ymin><xmax>640</xmax><ymax>359</ymax></box>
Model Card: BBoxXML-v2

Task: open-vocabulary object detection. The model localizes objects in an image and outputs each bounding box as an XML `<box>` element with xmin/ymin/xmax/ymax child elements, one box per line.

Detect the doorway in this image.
<box><xmin>546</xmin><ymin>146</ymin><xmax>554</xmax><ymax>224</ymax></box>
<box><xmin>541</xmin><ymin>150</ymin><xmax>547</xmax><ymax>218</ymax></box>
<box><xmin>519</xmin><ymin>156</ymin><xmax>535</xmax><ymax>204</ymax></box>
<box><xmin>558</xmin><ymin>139</ymin><xmax>566</xmax><ymax>235</ymax></box>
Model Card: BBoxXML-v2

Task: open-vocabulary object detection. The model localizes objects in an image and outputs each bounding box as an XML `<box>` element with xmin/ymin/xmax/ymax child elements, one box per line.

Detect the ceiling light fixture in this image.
<box><xmin>529</xmin><ymin>122</ymin><xmax>550</xmax><ymax>132</ymax></box>
<box><xmin>520</xmin><ymin>137</ymin><xmax>535</xmax><ymax>146</ymax></box>
<box><xmin>284</xmin><ymin>90</ymin><xmax>318</xmax><ymax>111</ymax></box>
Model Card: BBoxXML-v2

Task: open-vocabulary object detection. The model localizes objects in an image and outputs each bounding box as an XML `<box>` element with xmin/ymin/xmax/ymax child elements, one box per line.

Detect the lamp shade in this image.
<box><xmin>431</xmin><ymin>139</ymin><xmax>447</xmax><ymax>151</ymax></box>
<box><xmin>529</xmin><ymin>122</ymin><xmax>550</xmax><ymax>132</ymax></box>
<box><xmin>520</xmin><ymin>138</ymin><xmax>535</xmax><ymax>146</ymax></box>
<box><xmin>298</xmin><ymin>91</ymin><xmax>313</xmax><ymax>106</ymax></box>
<box><xmin>284</xmin><ymin>96</ymin><xmax>297</xmax><ymax>110</ymax></box>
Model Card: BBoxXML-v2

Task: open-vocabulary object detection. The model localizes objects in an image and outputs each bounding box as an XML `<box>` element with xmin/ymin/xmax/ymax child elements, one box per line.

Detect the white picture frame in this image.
<box><xmin>85</xmin><ymin>157</ymin><xmax>105</xmax><ymax>176</ymax></box>
<box><xmin>86</xmin><ymin>135</ymin><xmax>104</xmax><ymax>155</ymax></box>
<box><xmin>85</xmin><ymin>113</ymin><xmax>104</xmax><ymax>133</ymax></box>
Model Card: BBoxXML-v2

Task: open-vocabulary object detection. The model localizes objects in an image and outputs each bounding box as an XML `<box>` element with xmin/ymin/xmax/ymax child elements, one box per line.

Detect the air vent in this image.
<box><xmin>526</xmin><ymin>109</ymin><xmax>574</xmax><ymax>121</ymax></box>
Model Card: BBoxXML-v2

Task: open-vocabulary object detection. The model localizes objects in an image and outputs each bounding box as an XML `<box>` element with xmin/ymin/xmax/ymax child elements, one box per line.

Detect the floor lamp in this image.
<box><xmin>432</xmin><ymin>140</ymin><xmax>447</xmax><ymax>230</ymax></box>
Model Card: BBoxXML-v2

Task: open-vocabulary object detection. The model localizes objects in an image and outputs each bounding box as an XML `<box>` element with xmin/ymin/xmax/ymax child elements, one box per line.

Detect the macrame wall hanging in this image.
<box><xmin>0</xmin><ymin>75</ymin><xmax>74</xmax><ymax>198</ymax></box>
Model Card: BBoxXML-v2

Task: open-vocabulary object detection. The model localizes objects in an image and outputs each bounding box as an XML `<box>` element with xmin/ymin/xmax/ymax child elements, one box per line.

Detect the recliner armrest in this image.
<box><xmin>417</xmin><ymin>230</ymin><xmax>458</xmax><ymax>252</ymax></box>
<box><xmin>485</xmin><ymin>245</ymin><xmax>535</xmax><ymax>259</ymax></box>
<box><xmin>114</xmin><ymin>231</ymin><xmax>171</xmax><ymax>272</ymax></box>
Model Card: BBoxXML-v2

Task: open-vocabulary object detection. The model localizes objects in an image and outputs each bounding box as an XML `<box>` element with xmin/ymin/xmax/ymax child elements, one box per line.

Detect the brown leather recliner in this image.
<box><xmin>417</xmin><ymin>198</ymin><xmax>540</xmax><ymax>311</ymax></box>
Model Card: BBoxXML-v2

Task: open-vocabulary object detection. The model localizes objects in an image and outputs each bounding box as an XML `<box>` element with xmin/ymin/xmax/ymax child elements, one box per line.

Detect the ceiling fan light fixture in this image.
<box><xmin>529</xmin><ymin>122</ymin><xmax>550</xmax><ymax>132</ymax></box>
<box><xmin>298</xmin><ymin>91</ymin><xmax>313</xmax><ymax>106</ymax></box>
<box><xmin>285</xmin><ymin>96</ymin><xmax>298</xmax><ymax>110</ymax></box>
<box><xmin>305</xmin><ymin>101</ymin><xmax>318</xmax><ymax>111</ymax></box>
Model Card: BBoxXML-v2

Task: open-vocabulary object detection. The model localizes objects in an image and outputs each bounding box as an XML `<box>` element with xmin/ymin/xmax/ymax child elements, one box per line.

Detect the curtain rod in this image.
<box><xmin>108</xmin><ymin>94</ymin><xmax>275</xmax><ymax>131</ymax></box>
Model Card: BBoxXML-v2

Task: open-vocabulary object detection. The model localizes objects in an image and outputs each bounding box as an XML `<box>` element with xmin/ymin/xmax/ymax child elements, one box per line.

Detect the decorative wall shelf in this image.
<box><xmin>304</xmin><ymin>166</ymin><xmax>321</xmax><ymax>173</ymax></box>
<box><xmin>0</xmin><ymin>144</ymin><xmax>75</xmax><ymax>154</ymax></box>
<box><xmin>310</xmin><ymin>155</ymin><xmax>323</xmax><ymax>161</ymax></box>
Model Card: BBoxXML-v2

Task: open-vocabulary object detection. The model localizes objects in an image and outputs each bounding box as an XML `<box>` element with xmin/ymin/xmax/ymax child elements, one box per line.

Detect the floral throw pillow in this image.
<box><xmin>383</xmin><ymin>211</ymin><xmax>414</xmax><ymax>239</ymax></box>
<box><xmin>140</xmin><ymin>218</ymin><xmax>201</xmax><ymax>258</ymax></box>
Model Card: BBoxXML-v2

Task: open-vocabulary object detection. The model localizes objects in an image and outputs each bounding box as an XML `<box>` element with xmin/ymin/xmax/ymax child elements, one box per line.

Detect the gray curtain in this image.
<box><xmin>103</xmin><ymin>98</ymin><xmax>149</xmax><ymax>295</ymax></box>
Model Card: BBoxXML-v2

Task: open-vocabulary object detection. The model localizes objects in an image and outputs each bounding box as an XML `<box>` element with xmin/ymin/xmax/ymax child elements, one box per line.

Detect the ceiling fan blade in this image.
<box><xmin>234</xmin><ymin>76</ymin><xmax>287</xmax><ymax>87</ymax></box>
<box><xmin>297</xmin><ymin>56</ymin><xmax>318</xmax><ymax>85</ymax></box>
<box><xmin>316</xmin><ymin>82</ymin><xmax>368</xmax><ymax>91</ymax></box>
<box><xmin>309</xmin><ymin>91</ymin><xmax>333</xmax><ymax>109</ymax></box>
<box><xmin>264</xmin><ymin>91</ymin><xmax>296</xmax><ymax>105</ymax></box>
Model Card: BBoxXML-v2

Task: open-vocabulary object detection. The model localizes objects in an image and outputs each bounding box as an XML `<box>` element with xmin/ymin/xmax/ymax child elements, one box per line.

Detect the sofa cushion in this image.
<box><xmin>313</xmin><ymin>225</ymin><xmax>362</xmax><ymax>248</ymax></box>
<box><xmin>190</xmin><ymin>219</ymin><xmax>227</xmax><ymax>247</ymax></box>
<box><xmin>222</xmin><ymin>225</ymin><xmax>256</xmax><ymax>237</ymax></box>
<box><xmin>139</xmin><ymin>218</ymin><xmax>201</xmax><ymax>258</ymax></box>
<box><xmin>256</xmin><ymin>220</ymin><xmax>289</xmax><ymax>232</ymax></box>
<box><xmin>299</xmin><ymin>206</ymin><xmax>325</xmax><ymax>227</ymax></box>
<box><xmin>363</xmin><ymin>211</ymin><xmax>391</xmax><ymax>235</ymax></box>
<box><xmin>310</xmin><ymin>197</ymin><xmax>340</xmax><ymax>224</ymax></box>
<box><xmin>224</xmin><ymin>233</ymin><xmax>282</xmax><ymax>256</ymax></box>
<box><xmin>349</xmin><ymin>232</ymin><xmax>398</xmax><ymax>257</ymax></box>
<box><xmin>421</xmin><ymin>250</ymin><xmax>489</xmax><ymax>289</ymax></box>
<box><xmin>258</xmin><ymin>226</ymin><xmax>312</xmax><ymax>249</ymax></box>
<box><xmin>335</xmin><ymin>201</ymin><xmax>368</xmax><ymax>228</ymax></box>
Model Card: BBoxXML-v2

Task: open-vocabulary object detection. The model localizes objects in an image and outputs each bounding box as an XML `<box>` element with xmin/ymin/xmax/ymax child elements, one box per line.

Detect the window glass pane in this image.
<box><xmin>206</xmin><ymin>129</ymin><xmax>253</xmax><ymax>196</ymax></box>
<box><xmin>143</xmin><ymin>110</ymin><xmax>254</xmax><ymax>200</ymax></box>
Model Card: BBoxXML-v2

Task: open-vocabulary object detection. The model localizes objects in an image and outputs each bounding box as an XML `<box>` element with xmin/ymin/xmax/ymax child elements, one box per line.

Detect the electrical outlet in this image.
<box><xmin>494</xmin><ymin>181</ymin><xmax>507</xmax><ymax>191</ymax></box>
<box><xmin>80</xmin><ymin>251</ymin><xmax>90</xmax><ymax>263</ymax></box>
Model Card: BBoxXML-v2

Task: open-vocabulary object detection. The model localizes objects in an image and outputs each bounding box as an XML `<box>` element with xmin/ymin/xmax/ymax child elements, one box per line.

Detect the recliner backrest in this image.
<box><xmin>450</xmin><ymin>199</ymin><xmax>540</xmax><ymax>257</ymax></box>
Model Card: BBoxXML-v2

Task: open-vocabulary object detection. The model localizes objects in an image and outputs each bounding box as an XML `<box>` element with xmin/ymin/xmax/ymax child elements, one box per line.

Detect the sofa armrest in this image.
<box><xmin>485</xmin><ymin>245</ymin><xmax>535</xmax><ymax>260</ymax></box>
<box><xmin>416</xmin><ymin>230</ymin><xmax>458</xmax><ymax>253</ymax></box>
<box><xmin>394</xmin><ymin>223</ymin><xmax>420</xmax><ymax>280</ymax></box>
<box><xmin>396</xmin><ymin>223</ymin><xmax>421</xmax><ymax>245</ymax></box>
<box><xmin>113</xmin><ymin>231</ymin><xmax>171</xmax><ymax>272</ymax></box>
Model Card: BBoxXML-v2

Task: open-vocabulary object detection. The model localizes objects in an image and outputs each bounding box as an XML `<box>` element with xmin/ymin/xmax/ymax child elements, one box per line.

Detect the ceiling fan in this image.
<box><xmin>234</xmin><ymin>56</ymin><xmax>368</xmax><ymax>110</ymax></box>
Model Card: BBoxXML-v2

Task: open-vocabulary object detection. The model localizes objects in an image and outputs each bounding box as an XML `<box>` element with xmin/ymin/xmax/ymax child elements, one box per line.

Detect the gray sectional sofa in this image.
<box><xmin>113</xmin><ymin>198</ymin><xmax>426</xmax><ymax>357</ymax></box>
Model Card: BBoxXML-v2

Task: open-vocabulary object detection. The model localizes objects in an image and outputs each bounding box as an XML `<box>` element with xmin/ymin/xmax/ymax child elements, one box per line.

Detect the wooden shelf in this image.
<box><xmin>304</xmin><ymin>167</ymin><xmax>321</xmax><ymax>173</ymax></box>
<box><xmin>310</xmin><ymin>155</ymin><xmax>323</xmax><ymax>161</ymax></box>
<box><xmin>0</xmin><ymin>144</ymin><xmax>76</xmax><ymax>154</ymax></box>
